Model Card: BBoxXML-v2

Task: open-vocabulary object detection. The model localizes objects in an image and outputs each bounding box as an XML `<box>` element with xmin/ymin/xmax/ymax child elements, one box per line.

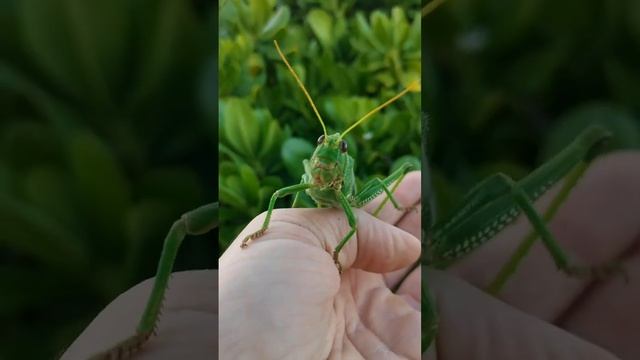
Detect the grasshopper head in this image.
<box><xmin>310</xmin><ymin>133</ymin><xmax>349</xmax><ymax>187</ymax></box>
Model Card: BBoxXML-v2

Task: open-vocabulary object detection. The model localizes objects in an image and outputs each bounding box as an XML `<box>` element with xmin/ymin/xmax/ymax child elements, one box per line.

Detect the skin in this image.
<box><xmin>423</xmin><ymin>152</ymin><xmax>640</xmax><ymax>360</ymax></box>
<box><xmin>63</xmin><ymin>152</ymin><xmax>639</xmax><ymax>359</ymax></box>
<box><xmin>220</xmin><ymin>171</ymin><xmax>423</xmax><ymax>359</ymax></box>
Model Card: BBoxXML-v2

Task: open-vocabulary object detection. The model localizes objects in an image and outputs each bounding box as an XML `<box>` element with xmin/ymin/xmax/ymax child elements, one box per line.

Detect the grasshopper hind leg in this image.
<box><xmin>354</xmin><ymin>162</ymin><xmax>415</xmax><ymax>216</ymax></box>
<box><xmin>488</xmin><ymin>173</ymin><xmax>626</xmax><ymax>293</ymax></box>
<box><xmin>86</xmin><ymin>203</ymin><xmax>218</xmax><ymax>359</ymax></box>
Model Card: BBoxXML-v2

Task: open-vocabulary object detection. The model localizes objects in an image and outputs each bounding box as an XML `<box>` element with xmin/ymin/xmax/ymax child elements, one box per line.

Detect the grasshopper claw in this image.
<box><xmin>241</xmin><ymin>228</ymin><xmax>266</xmax><ymax>249</ymax></box>
<box><xmin>332</xmin><ymin>250</ymin><xmax>343</xmax><ymax>274</ymax></box>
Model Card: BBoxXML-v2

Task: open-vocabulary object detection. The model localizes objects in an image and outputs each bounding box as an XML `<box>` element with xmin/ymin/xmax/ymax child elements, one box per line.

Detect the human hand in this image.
<box><xmin>219</xmin><ymin>171</ymin><xmax>422</xmax><ymax>359</ymax></box>
<box><xmin>423</xmin><ymin>152</ymin><xmax>640</xmax><ymax>359</ymax></box>
<box><xmin>61</xmin><ymin>269</ymin><xmax>217</xmax><ymax>359</ymax></box>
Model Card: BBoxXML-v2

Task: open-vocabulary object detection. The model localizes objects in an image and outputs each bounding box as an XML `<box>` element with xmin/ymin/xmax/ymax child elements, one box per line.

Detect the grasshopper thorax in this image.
<box><xmin>308</xmin><ymin>133</ymin><xmax>352</xmax><ymax>192</ymax></box>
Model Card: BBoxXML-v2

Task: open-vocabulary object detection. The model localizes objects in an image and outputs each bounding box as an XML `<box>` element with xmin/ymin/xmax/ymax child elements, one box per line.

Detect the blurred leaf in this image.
<box><xmin>627</xmin><ymin>0</ymin><xmax>640</xmax><ymax>45</ymax></box>
<box><xmin>0</xmin><ymin>120</ymin><xmax>62</xmax><ymax>170</ymax></box>
<box><xmin>238</xmin><ymin>163</ymin><xmax>261</xmax><ymax>203</ymax></box>
<box><xmin>259</xmin><ymin>5</ymin><xmax>290</xmax><ymax>39</ymax></box>
<box><xmin>0</xmin><ymin>195</ymin><xmax>86</xmax><ymax>271</ymax></box>
<box><xmin>19</xmin><ymin>0</ymin><xmax>129</xmax><ymax>106</ymax></box>
<box><xmin>541</xmin><ymin>103</ymin><xmax>640</xmax><ymax>160</ymax></box>
<box><xmin>222</xmin><ymin>98</ymin><xmax>259</xmax><ymax>159</ymax></box>
<box><xmin>138</xmin><ymin>168</ymin><xmax>204</xmax><ymax>213</ymax></box>
<box><xmin>0</xmin><ymin>265</ymin><xmax>59</xmax><ymax>316</ymax></box>
<box><xmin>0</xmin><ymin>0</ymin><xmax>20</xmax><ymax>61</ymax></box>
<box><xmin>391</xmin><ymin>155</ymin><xmax>421</xmax><ymax>173</ymax></box>
<box><xmin>605</xmin><ymin>59</ymin><xmax>640</xmax><ymax>112</ymax></box>
<box><xmin>0</xmin><ymin>62</ymin><xmax>78</xmax><ymax>132</ymax></box>
<box><xmin>281</xmin><ymin>137</ymin><xmax>314</xmax><ymax>178</ymax></box>
<box><xmin>129</xmin><ymin>0</ymin><xmax>199</xmax><ymax>105</ymax></box>
<box><xmin>124</xmin><ymin>199</ymin><xmax>172</xmax><ymax>279</ymax></box>
<box><xmin>67</xmin><ymin>131</ymin><xmax>131</xmax><ymax>247</ymax></box>
<box><xmin>307</xmin><ymin>9</ymin><xmax>333</xmax><ymax>48</ymax></box>
<box><xmin>24</xmin><ymin>165</ymin><xmax>77</xmax><ymax>229</ymax></box>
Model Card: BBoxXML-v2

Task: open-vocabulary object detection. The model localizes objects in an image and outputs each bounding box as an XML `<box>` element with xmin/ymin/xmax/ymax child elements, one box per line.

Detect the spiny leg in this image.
<box><xmin>89</xmin><ymin>202</ymin><xmax>218</xmax><ymax>360</ymax></box>
<box><xmin>333</xmin><ymin>191</ymin><xmax>357</xmax><ymax>274</ymax></box>
<box><xmin>355</xmin><ymin>162</ymin><xmax>415</xmax><ymax>216</ymax></box>
<box><xmin>488</xmin><ymin>174</ymin><xmax>624</xmax><ymax>293</ymax></box>
<box><xmin>241</xmin><ymin>183</ymin><xmax>311</xmax><ymax>248</ymax></box>
<box><xmin>428</xmin><ymin>126</ymin><xmax>614</xmax><ymax>270</ymax></box>
<box><xmin>487</xmin><ymin>163</ymin><xmax>586</xmax><ymax>293</ymax></box>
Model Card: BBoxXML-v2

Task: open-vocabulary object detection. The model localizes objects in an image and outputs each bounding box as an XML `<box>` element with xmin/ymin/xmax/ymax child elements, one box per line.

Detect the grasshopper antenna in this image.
<box><xmin>340</xmin><ymin>80</ymin><xmax>420</xmax><ymax>139</ymax></box>
<box><xmin>274</xmin><ymin>40</ymin><xmax>328</xmax><ymax>139</ymax></box>
<box><xmin>422</xmin><ymin>0</ymin><xmax>448</xmax><ymax>17</ymax></box>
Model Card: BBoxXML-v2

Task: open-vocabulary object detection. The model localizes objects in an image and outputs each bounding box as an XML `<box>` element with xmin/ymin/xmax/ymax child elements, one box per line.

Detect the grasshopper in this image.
<box><xmin>70</xmin><ymin>202</ymin><xmax>219</xmax><ymax>359</ymax></box>
<box><xmin>240</xmin><ymin>40</ymin><xmax>420</xmax><ymax>273</ymax></box>
<box><xmin>419</xmin><ymin>118</ymin><xmax>625</xmax><ymax>350</ymax></box>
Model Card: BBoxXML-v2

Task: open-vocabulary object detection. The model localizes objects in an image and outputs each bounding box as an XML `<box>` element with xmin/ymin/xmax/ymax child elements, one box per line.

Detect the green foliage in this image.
<box><xmin>424</xmin><ymin>0</ymin><xmax>640</xmax><ymax>219</ymax></box>
<box><xmin>219</xmin><ymin>0</ymin><xmax>422</xmax><ymax>249</ymax></box>
<box><xmin>0</xmin><ymin>1</ymin><xmax>215</xmax><ymax>358</ymax></box>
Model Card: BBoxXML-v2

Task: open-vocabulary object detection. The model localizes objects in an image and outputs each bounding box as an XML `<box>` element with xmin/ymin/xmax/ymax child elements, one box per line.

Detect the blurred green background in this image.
<box><xmin>0</xmin><ymin>0</ymin><xmax>216</xmax><ymax>358</ymax></box>
<box><xmin>218</xmin><ymin>0</ymin><xmax>422</xmax><ymax>249</ymax></box>
<box><xmin>423</xmin><ymin>0</ymin><xmax>640</xmax><ymax>218</ymax></box>
<box><xmin>1</xmin><ymin>0</ymin><xmax>638</xmax><ymax>357</ymax></box>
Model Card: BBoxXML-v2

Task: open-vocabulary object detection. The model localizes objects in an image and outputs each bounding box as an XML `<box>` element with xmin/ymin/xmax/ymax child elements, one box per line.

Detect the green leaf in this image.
<box><xmin>371</xmin><ymin>10</ymin><xmax>392</xmax><ymax>48</ymax></box>
<box><xmin>390</xmin><ymin>7</ymin><xmax>409</xmax><ymax>47</ymax></box>
<box><xmin>307</xmin><ymin>9</ymin><xmax>333</xmax><ymax>48</ymax></box>
<box><xmin>260</xmin><ymin>5</ymin><xmax>290</xmax><ymax>39</ymax></box>
<box><xmin>222</xmin><ymin>98</ymin><xmax>259</xmax><ymax>159</ymax></box>
<box><xmin>249</xmin><ymin>0</ymin><xmax>269</xmax><ymax>30</ymax></box>
<box><xmin>238</xmin><ymin>163</ymin><xmax>261</xmax><ymax>202</ymax></box>
<box><xmin>257</xmin><ymin>117</ymin><xmax>283</xmax><ymax>159</ymax></box>
<box><xmin>281</xmin><ymin>137</ymin><xmax>314</xmax><ymax>179</ymax></box>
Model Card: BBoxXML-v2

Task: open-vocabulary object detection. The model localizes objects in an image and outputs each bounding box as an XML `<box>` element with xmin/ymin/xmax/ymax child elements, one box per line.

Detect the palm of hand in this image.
<box><xmin>219</xmin><ymin>172</ymin><xmax>422</xmax><ymax>359</ymax></box>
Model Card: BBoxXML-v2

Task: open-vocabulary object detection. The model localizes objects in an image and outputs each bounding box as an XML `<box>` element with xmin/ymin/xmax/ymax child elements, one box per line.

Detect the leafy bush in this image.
<box><xmin>218</xmin><ymin>0</ymin><xmax>422</xmax><ymax>249</ymax></box>
<box><xmin>423</xmin><ymin>0</ymin><xmax>640</xmax><ymax>219</ymax></box>
<box><xmin>0</xmin><ymin>1</ymin><xmax>215</xmax><ymax>358</ymax></box>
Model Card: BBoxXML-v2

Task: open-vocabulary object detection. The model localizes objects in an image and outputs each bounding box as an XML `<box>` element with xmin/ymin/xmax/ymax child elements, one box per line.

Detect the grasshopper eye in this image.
<box><xmin>340</xmin><ymin>140</ymin><xmax>348</xmax><ymax>153</ymax></box>
<box><xmin>317</xmin><ymin>135</ymin><xmax>325</xmax><ymax>144</ymax></box>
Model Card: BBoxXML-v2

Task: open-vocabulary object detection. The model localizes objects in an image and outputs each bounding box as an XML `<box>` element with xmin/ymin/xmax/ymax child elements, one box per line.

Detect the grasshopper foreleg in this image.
<box><xmin>333</xmin><ymin>191</ymin><xmax>357</xmax><ymax>274</ymax></box>
<box><xmin>241</xmin><ymin>183</ymin><xmax>311</xmax><ymax>248</ymax></box>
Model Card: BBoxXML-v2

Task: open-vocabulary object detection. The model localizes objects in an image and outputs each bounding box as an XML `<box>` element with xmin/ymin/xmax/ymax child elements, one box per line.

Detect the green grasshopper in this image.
<box><xmin>240</xmin><ymin>40</ymin><xmax>420</xmax><ymax>273</ymax></box>
<box><xmin>419</xmin><ymin>118</ymin><xmax>624</xmax><ymax>351</ymax></box>
<box><xmin>77</xmin><ymin>202</ymin><xmax>218</xmax><ymax>359</ymax></box>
